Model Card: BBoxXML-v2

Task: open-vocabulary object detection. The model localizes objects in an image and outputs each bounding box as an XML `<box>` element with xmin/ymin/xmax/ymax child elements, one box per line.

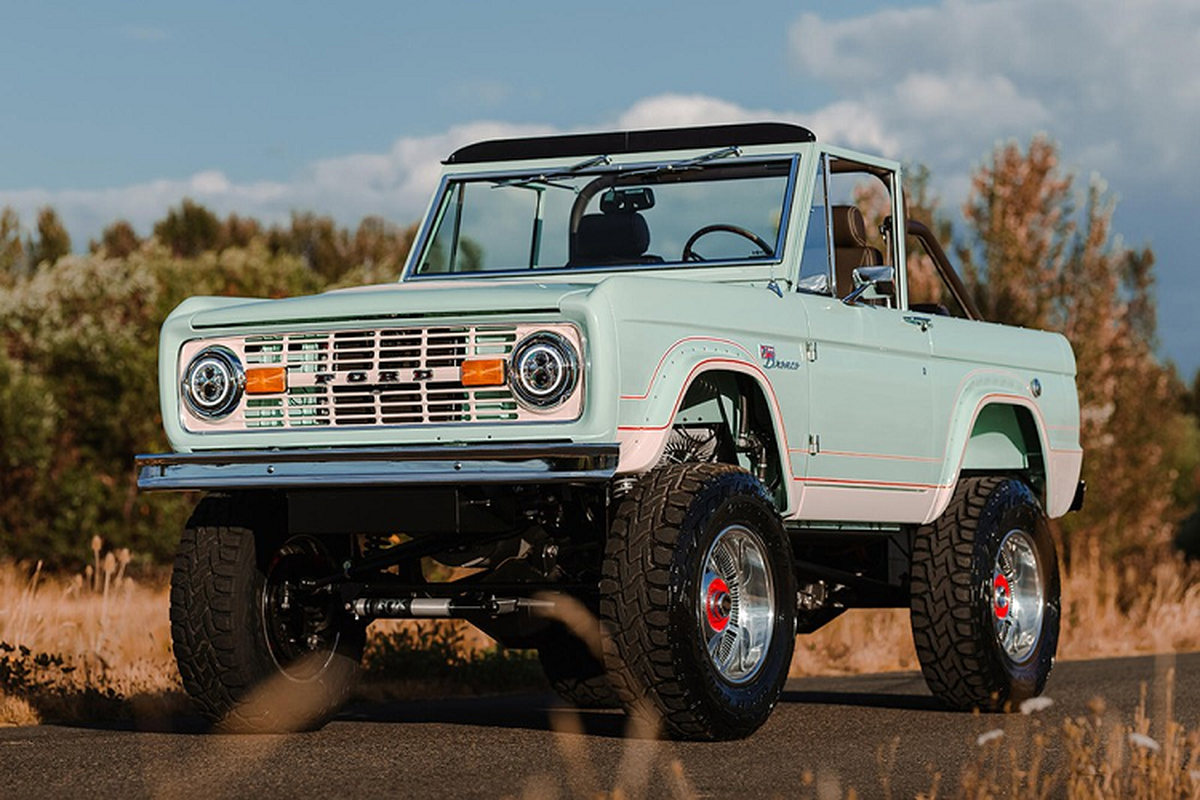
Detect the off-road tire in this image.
<box><xmin>910</xmin><ymin>476</ymin><xmax>1060</xmax><ymax>711</ymax></box>
<box><xmin>170</xmin><ymin>495</ymin><xmax>365</xmax><ymax>732</ymax></box>
<box><xmin>538</xmin><ymin>627</ymin><xmax>620</xmax><ymax>709</ymax></box>
<box><xmin>600</xmin><ymin>463</ymin><xmax>796</xmax><ymax>740</ymax></box>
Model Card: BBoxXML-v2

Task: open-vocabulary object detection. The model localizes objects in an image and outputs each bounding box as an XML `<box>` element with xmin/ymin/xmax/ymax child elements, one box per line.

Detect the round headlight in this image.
<box><xmin>182</xmin><ymin>346</ymin><xmax>245</xmax><ymax>419</ymax></box>
<box><xmin>510</xmin><ymin>332</ymin><xmax>579</xmax><ymax>409</ymax></box>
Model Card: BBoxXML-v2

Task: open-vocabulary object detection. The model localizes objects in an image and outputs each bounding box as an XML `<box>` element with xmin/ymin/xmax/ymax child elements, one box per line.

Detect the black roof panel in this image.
<box><xmin>446</xmin><ymin>122</ymin><xmax>816</xmax><ymax>164</ymax></box>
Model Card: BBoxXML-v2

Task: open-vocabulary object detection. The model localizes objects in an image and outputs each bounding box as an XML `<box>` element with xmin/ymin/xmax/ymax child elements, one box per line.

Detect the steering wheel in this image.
<box><xmin>682</xmin><ymin>224</ymin><xmax>775</xmax><ymax>262</ymax></box>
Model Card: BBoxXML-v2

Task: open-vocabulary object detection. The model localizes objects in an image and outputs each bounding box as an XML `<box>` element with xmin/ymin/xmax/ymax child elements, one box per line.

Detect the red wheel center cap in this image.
<box><xmin>706</xmin><ymin>578</ymin><xmax>731</xmax><ymax>632</ymax></box>
<box><xmin>993</xmin><ymin>574</ymin><xmax>1011</xmax><ymax>619</ymax></box>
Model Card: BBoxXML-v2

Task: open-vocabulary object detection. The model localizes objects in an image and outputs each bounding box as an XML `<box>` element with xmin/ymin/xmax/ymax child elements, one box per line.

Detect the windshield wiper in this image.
<box><xmin>492</xmin><ymin>154</ymin><xmax>612</xmax><ymax>190</ymax></box>
<box><xmin>622</xmin><ymin>145</ymin><xmax>742</xmax><ymax>178</ymax></box>
<box><xmin>490</xmin><ymin>144</ymin><xmax>742</xmax><ymax>190</ymax></box>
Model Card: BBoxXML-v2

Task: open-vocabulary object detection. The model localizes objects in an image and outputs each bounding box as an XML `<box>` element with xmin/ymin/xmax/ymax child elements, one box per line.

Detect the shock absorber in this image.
<box><xmin>348</xmin><ymin>595</ymin><xmax>552</xmax><ymax>620</ymax></box>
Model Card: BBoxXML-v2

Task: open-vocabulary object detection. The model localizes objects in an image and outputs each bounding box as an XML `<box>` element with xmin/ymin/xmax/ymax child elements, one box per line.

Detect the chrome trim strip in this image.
<box><xmin>136</xmin><ymin>443</ymin><xmax>620</xmax><ymax>491</ymax></box>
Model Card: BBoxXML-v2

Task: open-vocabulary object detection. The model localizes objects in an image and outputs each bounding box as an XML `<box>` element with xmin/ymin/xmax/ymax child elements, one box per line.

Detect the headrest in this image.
<box><xmin>575</xmin><ymin>212</ymin><xmax>651</xmax><ymax>261</ymax></box>
<box><xmin>831</xmin><ymin>205</ymin><xmax>871</xmax><ymax>248</ymax></box>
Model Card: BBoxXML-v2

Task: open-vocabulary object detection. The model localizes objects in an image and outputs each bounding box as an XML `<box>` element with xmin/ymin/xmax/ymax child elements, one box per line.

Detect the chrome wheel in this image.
<box><xmin>991</xmin><ymin>528</ymin><xmax>1045</xmax><ymax>663</ymax></box>
<box><xmin>698</xmin><ymin>524</ymin><xmax>776</xmax><ymax>683</ymax></box>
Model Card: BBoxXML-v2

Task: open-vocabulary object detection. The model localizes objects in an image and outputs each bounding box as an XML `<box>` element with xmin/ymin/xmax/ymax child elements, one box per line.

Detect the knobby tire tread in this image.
<box><xmin>170</xmin><ymin>495</ymin><xmax>264</xmax><ymax>727</ymax></box>
<box><xmin>911</xmin><ymin>476</ymin><xmax>1031</xmax><ymax>711</ymax></box>
<box><xmin>600</xmin><ymin>463</ymin><xmax>748</xmax><ymax>740</ymax></box>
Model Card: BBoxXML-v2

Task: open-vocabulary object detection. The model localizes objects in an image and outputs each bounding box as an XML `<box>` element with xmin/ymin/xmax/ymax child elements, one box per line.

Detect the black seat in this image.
<box><xmin>571</xmin><ymin>212</ymin><xmax>654</xmax><ymax>265</ymax></box>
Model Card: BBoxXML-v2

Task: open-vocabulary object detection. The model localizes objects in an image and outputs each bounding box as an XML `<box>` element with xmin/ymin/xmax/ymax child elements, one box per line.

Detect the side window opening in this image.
<box><xmin>822</xmin><ymin>158</ymin><xmax>899</xmax><ymax>308</ymax></box>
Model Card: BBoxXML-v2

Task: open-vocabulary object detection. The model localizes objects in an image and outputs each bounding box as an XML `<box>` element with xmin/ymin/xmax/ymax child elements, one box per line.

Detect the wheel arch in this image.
<box><xmin>961</xmin><ymin>402</ymin><xmax>1047</xmax><ymax>493</ymax></box>
<box><xmin>930</xmin><ymin>397</ymin><xmax>1050</xmax><ymax>522</ymax></box>
<box><xmin>616</xmin><ymin>365</ymin><xmax>794</xmax><ymax>512</ymax></box>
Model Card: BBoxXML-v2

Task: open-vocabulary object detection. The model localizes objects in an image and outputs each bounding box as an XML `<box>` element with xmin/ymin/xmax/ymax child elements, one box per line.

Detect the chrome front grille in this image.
<box><xmin>238</xmin><ymin>326</ymin><xmax>521</xmax><ymax>428</ymax></box>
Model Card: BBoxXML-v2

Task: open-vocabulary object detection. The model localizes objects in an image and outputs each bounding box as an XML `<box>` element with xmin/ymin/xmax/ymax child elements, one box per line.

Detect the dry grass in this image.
<box><xmin>958</xmin><ymin>665</ymin><xmax>1200</xmax><ymax>799</ymax></box>
<box><xmin>0</xmin><ymin>539</ymin><xmax>185</xmax><ymax>726</ymax></box>
<box><xmin>1</xmin><ymin>540</ymin><xmax>1197</xmax><ymax>728</ymax></box>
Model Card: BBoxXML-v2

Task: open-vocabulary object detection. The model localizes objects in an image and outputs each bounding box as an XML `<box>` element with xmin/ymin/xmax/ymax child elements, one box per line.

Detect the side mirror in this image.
<box><xmin>843</xmin><ymin>265</ymin><xmax>896</xmax><ymax>306</ymax></box>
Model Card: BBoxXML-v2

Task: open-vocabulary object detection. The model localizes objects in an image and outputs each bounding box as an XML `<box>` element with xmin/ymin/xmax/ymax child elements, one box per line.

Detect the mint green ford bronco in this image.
<box><xmin>138</xmin><ymin>123</ymin><xmax>1084</xmax><ymax>739</ymax></box>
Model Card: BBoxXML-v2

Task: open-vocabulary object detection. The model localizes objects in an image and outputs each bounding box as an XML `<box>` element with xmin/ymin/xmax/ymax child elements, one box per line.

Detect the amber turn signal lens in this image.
<box><xmin>460</xmin><ymin>359</ymin><xmax>506</xmax><ymax>386</ymax></box>
<box><xmin>245</xmin><ymin>367</ymin><xmax>287</xmax><ymax>394</ymax></box>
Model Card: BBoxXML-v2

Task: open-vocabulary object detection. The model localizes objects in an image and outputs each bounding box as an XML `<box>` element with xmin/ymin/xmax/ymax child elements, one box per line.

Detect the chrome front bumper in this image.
<box><xmin>136</xmin><ymin>443</ymin><xmax>620</xmax><ymax>492</ymax></box>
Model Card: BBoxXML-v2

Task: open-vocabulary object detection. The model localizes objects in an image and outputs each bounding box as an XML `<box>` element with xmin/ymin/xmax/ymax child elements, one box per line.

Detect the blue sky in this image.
<box><xmin>3</xmin><ymin>0</ymin><xmax>1199</xmax><ymax>374</ymax></box>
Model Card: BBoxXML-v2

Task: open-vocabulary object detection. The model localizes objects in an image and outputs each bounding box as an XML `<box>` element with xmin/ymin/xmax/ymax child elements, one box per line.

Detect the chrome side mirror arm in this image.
<box><xmin>842</xmin><ymin>265</ymin><xmax>896</xmax><ymax>307</ymax></box>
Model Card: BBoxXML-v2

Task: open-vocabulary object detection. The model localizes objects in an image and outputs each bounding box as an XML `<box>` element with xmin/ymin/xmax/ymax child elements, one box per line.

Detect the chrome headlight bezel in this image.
<box><xmin>181</xmin><ymin>345</ymin><xmax>246</xmax><ymax>420</ymax></box>
<box><xmin>509</xmin><ymin>331</ymin><xmax>580</xmax><ymax>410</ymax></box>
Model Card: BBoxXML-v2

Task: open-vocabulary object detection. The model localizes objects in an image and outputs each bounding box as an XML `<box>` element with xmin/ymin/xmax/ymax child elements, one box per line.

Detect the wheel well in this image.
<box><xmin>961</xmin><ymin>404</ymin><xmax>1047</xmax><ymax>504</ymax></box>
<box><xmin>671</xmin><ymin>371</ymin><xmax>787</xmax><ymax>506</ymax></box>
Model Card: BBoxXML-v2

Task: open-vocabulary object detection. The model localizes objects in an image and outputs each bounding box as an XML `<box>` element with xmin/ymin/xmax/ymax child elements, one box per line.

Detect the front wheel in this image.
<box><xmin>170</xmin><ymin>495</ymin><xmax>365</xmax><ymax>732</ymax></box>
<box><xmin>600</xmin><ymin>464</ymin><xmax>796</xmax><ymax>740</ymax></box>
<box><xmin>910</xmin><ymin>476</ymin><xmax>1061</xmax><ymax>711</ymax></box>
<box><xmin>538</xmin><ymin>625</ymin><xmax>620</xmax><ymax>709</ymax></box>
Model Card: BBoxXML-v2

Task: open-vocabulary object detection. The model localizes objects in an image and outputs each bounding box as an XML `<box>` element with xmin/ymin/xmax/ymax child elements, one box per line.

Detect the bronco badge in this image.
<box><xmin>760</xmin><ymin>343</ymin><xmax>801</xmax><ymax>371</ymax></box>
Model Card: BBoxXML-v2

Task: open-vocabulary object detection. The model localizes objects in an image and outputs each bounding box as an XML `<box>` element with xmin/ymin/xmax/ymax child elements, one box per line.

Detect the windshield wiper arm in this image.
<box><xmin>492</xmin><ymin>154</ymin><xmax>612</xmax><ymax>189</ymax></box>
<box><xmin>622</xmin><ymin>145</ymin><xmax>742</xmax><ymax>178</ymax></box>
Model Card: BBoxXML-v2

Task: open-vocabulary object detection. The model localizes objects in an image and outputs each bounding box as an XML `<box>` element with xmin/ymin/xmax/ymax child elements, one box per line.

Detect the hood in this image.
<box><xmin>186</xmin><ymin>280</ymin><xmax>595</xmax><ymax>329</ymax></box>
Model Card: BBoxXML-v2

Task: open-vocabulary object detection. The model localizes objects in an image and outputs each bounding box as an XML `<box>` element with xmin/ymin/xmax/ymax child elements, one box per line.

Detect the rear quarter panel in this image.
<box><xmin>927</xmin><ymin>316</ymin><xmax>1082</xmax><ymax>520</ymax></box>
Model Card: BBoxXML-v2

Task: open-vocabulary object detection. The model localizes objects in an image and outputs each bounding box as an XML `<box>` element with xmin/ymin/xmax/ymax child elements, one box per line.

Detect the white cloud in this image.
<box><xmin>789</xmin><ymin>0</ymin><xmax>1200</xmax><ymax>191</ymax></box>
<box><xmin>0</xmin><ymin>121</ymin><xmax>552</xmax><ymax>244</ymax></box>
<box><xmin>617</xmin><ymin>93</ymin><xmax>899</xmax><ymax>157</ymax></box>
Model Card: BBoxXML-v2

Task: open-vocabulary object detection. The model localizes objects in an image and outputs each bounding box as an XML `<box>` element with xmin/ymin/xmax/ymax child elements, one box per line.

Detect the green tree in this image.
<box><xmin>0</xmin><ymin>207</ymin><xmax>26</xmax><ymax>284</ymax></box>
<box><xmin>0</xmin><ymin>242</ymin><xmax>325</xmax><ymax>566</ymax></box>
<box><xmin>269</xmin><ymin>212</ymin><xmax>352</xmax><ymax>282</ymax></box>
<box><xmin>27</xmin><ymin>206</ymin><xmax>72</xmax><ymax>266</ymax></box>
<box><xmin>332</xmin><ymin>218</ymin><xmax>419</xmax><ymax>286</ymax></box>
<box><xmin>961</xmin><ymin>137</ymin><xmax>1193</xmax><ymax>559</ymax></box>
<box><xmin>91</xmin><ymin>219</ymin><xmax>142</xmax><ymax>259</ymax></box>
<box><xmin>223</xmin><ymin>213</ymin><xmax>261</xmax><ymax>249</ymax></box>
<box><xmin>154</xmin><ymin>199</ymin><xmax>224</xmax><ymax>257</ymax></box>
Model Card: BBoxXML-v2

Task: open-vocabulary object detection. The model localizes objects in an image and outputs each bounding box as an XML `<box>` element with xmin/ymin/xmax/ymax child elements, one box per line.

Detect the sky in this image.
<box><xmin>2</xmin><ymin>0</ymin><xmax>1198</xmax><ymax>373</ymax></box>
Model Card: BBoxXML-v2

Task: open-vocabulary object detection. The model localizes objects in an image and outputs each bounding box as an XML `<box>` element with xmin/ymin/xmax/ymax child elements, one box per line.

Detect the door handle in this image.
<box><xmin>903</xmin><ymin>315</ymin><xmax>933</xmax><ymax>332</ymax></box>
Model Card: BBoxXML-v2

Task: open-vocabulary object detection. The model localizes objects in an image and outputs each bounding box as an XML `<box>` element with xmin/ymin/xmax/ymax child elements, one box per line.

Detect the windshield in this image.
<box><xmin>410</xmin><ymin>158</ymin><xmax>795</xmax><ymax>277</ymax></box>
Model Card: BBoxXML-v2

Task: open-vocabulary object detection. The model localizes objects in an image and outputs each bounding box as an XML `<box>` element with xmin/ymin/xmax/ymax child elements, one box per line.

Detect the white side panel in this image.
<box><xmin>794</xmin><ymin>483</ymin><xmax>938</xmax><ymax>523</ymax></box>
<box><xmin>1047</xmin><ymin>448</ymin><xmax>1084</xmax><ymax>518</ymax></box>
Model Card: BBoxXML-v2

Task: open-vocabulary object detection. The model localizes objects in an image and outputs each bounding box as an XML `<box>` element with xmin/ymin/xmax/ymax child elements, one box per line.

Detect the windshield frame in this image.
<box><xmin>401</xmin><ymin>154</ymin><xmax>800</xmax><ymax>282</ymax></box>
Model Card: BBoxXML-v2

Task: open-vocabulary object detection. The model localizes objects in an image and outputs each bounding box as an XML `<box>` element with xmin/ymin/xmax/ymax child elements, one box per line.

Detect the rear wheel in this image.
<box><xmin>600</xmin><ymin>464</ymin><xmax>796</xmax><ymax>740</ymax></box>
<box><xmin>171</xmin><ymin>495</ymin><xmax>365</xmax><ymax>732</ymax></box>
<box><xmin>910</xmin><ymin>476</ymin><xmax>1060</xmax><ymax>711</ymax></box>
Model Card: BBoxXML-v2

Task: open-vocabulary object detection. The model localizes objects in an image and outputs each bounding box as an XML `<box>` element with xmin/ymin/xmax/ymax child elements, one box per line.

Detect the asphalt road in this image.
<box><xmin>1</xmin><ymin>653</ymin><xmax>1195</xmax><ymax>799</ymax></box>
